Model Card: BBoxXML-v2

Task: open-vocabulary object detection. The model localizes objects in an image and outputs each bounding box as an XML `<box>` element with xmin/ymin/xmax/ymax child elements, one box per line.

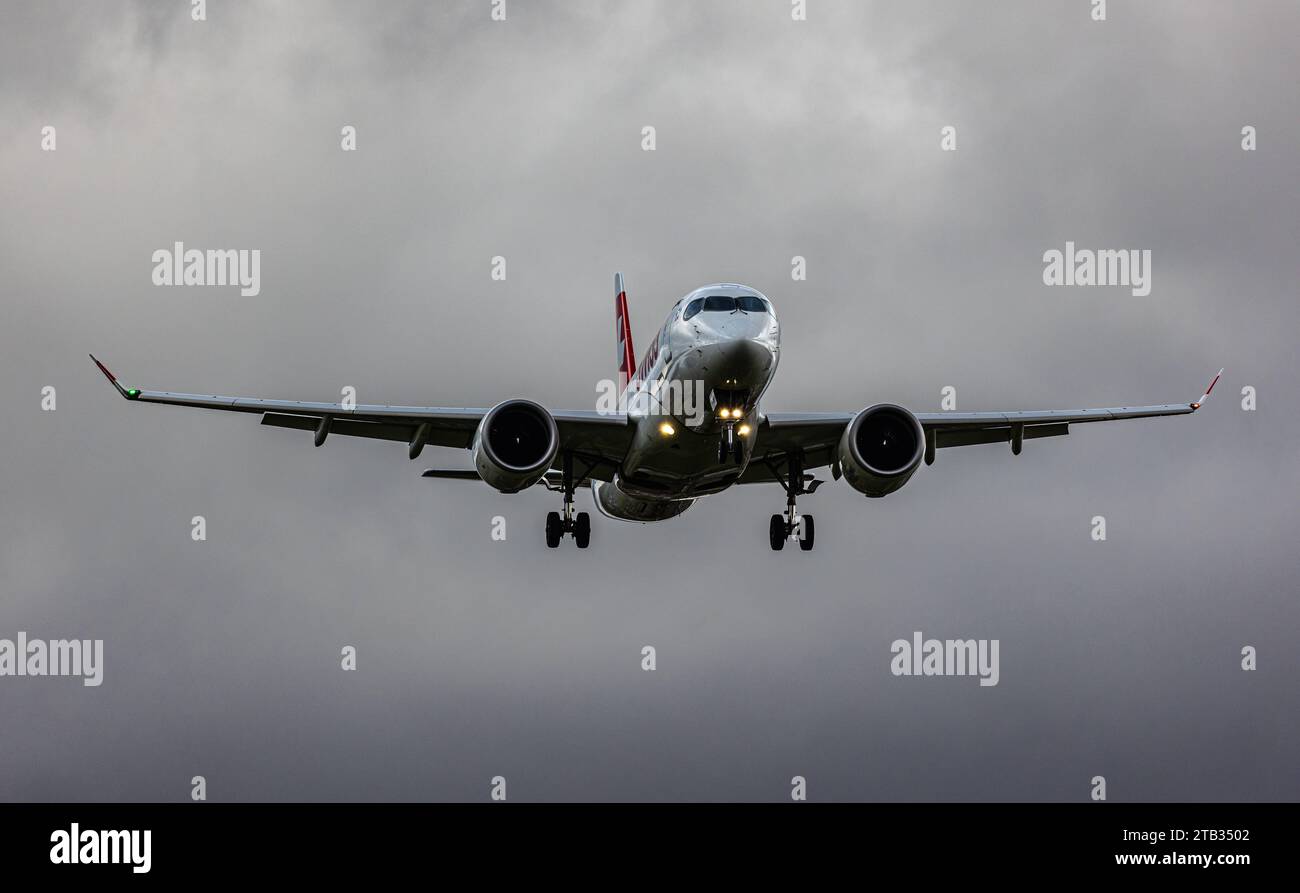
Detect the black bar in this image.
<box><xmin>1</xmin><ymin>803</ymin><xmax>1286</xmax><ymax>879</ymax></box>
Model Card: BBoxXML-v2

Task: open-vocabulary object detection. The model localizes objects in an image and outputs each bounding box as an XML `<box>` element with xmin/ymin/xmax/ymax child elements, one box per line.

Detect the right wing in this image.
<box><xmin>744</xmin><ymin>370</ymin><xmax>1221</xmax><ymax>480</ymax></box>
<box><xmin>90</xmin><ymin>355</ymin><xmax>632</xmax><ymax>478</ymax></box>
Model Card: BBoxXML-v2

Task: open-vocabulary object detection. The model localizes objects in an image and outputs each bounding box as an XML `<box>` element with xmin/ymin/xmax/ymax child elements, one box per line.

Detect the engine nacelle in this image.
<box><xmin>471</xmin><ymin>399</ymin><xmax>559</xmax><ymax>493</ymax></box>
<box><xmin>837</xmin><ymin>404</ymin><xmax>925</xmax><ymax>498</ymax></box>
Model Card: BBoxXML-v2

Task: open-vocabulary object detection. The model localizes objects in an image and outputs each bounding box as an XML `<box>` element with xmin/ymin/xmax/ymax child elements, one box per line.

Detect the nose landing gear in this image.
<box><xmin>717</xmin><ymin>422</ymin><xmax>744</xmax><ymax>464</ymax></box>
<box><xmin>712</xmin><ymin>388</ymin><xmax>748</xmax><ymax>465</ymax></box>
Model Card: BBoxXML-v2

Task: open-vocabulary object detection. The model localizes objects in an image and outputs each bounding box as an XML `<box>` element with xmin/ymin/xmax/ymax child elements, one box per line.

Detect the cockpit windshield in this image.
<box><xmin>683</xmin><ymin>294</ymin><xmax>770</xmax><ymax>320</ymax></box>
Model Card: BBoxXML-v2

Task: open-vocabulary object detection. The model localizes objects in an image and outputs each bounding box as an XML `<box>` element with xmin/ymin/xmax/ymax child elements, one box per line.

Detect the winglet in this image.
<box><xmin>89</xmin><ymin>354</ymin><xmax>139</xmax><ymax>400</ymax></box>
<box><xmin>1190</xmin><ymin>368</ymin><xmax>1223</xmax><ymax>410</ymax></box>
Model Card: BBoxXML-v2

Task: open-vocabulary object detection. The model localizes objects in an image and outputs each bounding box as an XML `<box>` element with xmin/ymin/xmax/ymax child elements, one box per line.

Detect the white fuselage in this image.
<box><xmin>593</xmin><ymin>283</ymin><xmax>780</xmax><ymax>521</ymax></box>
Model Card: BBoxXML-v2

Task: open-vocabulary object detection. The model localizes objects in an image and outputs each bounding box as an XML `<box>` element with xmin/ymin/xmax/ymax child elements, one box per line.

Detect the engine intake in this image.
<box><xmin>472</xmin><ymin>399</ymin><xmax>559</xmax><ymax>493</ymax></box>
<box><xmin>838</xmin><ymin>404</ymin><xmax>925</xmax><ymax>498</ymax></box>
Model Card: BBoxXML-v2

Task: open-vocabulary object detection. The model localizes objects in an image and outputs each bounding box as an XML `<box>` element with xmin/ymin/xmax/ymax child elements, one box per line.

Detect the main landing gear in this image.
<box><xmin>546</xmin><ymin>507</ymin><xmax>590</xmax><ymax>549</ymax></box>
<box><xmin>546</xmin><ymin>452</ymin><xmax>591</xmax><ymax>549</ymax></box>
<box><xmin>767</xmin><ymin>452</ymin><xmax>818</xmax><ymax>551</ymax></box>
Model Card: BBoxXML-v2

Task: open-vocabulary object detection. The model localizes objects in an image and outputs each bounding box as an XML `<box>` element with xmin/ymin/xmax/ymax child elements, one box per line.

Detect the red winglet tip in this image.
<box><xmin>89</xmin><ymin>354</ymin><xmax>117</xmax><ymax>382</ymax></box>
<box><xmin>1194</xmin><ymin>368</ymin><xmax>1224</xmax><ymax>408</ymax></box>
<box><xmin>89</xmin><ymin>354</ymin><xmax>134</xmax><ymax>398</ymax></box>
<box><xmin>1205</xmin><ymin>368</ymin><xmax>1223</xmax><ymax>395</ymax></box>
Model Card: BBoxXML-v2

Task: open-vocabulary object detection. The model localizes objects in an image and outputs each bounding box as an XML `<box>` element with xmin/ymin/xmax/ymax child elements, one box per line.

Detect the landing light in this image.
<box><xmin>738</xmin><ymin>424</ymin><xmax>751</xmax><ymax>436</ymax></box>
<box><xmin>658</xmin><ymin>421</ymin><xmax>676</xmax><ymax>437</ymax></box>
<box><xmin>718</xmin><ymin>408</ymin><xmax>731</xmax><ymax>419</ymax></box>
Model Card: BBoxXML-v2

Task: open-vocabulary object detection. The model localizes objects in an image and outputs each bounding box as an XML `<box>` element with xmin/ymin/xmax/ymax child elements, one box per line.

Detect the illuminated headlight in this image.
<box><xmin>658</xmin><ymin>421</ymin><xmax>676</xmax><ymax>436</ymax></box>
<box><xmin>737</xmin><ymin>424</ymin><xmax>751</xmax><ymax>436</ymax></box>
<box><xmin>718</xmin><ymin>408</ymin><xmax>731</xmax><ymax>419</ymax></box>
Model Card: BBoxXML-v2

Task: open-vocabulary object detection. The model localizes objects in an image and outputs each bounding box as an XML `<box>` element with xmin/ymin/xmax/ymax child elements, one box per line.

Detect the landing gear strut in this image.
<box><xmin>546</xmin><ymin>452</ymin><xmax>591</xmax><ymax>549</ymax></box>
<box><xmin>718</xmin><ymin>422</ymin><xmax>743</xmax><ymax>464</ymax></box>
<box><xmin>713</xmin><ymin>389</ymin><xmax>748</xmax><ymax>465</ymax></box>
<box><xmin>767</xmin><ymin>452</ymin><xmax>815</xmax><ymax>551</ymax></box>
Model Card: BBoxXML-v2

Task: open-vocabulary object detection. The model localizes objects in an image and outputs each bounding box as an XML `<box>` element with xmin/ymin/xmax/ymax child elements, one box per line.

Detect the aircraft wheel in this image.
<box><xmin>718</xmin><ymin>440</ymin><xmax>730</xmax><ymax>464</ymax></box>
<box><xmin>769</xmin><ymin>514</ymin><xmax>785</xmax><ymax>551</ymax></box>
<box><xmin>545</xmin><ymin>511</ymin><xmax>563</xmax><ymax>548</ymax></box>
<box><xmin>798</xmin><ymin>515</ymin><xmax>815</xmax><ymax>551</ymax></box>
<box><xmin>574</xmin><ymin>512</ymin><xmax>591</xmax><ymax>549</ymax></box>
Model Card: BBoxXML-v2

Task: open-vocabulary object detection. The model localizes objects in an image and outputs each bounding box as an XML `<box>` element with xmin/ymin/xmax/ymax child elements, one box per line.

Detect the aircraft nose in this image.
<box><xmin>686</xmin><ymin>336</ymin><xmax>776</xmax><ymax>387</ymax></box>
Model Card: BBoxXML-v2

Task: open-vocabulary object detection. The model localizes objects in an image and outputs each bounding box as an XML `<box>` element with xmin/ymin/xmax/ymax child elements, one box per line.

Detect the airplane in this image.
<box><xmin>90</xmin><ymin>274</ymin><xmax>1222</xmax><ymax>551</ymax></box>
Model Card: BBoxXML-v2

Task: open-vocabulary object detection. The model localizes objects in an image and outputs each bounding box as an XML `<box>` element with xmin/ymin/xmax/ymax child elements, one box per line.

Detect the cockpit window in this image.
<box><xmin>684</xmin><ymin>294</ymin><xmax>771</xmax><ymax>320</ymax></box>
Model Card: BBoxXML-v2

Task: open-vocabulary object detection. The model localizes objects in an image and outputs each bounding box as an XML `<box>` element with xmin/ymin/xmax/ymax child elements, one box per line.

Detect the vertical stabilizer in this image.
<box><xmin>615</xmin><ymin>273</ymin><xmax>636</xmax><ymax>392</ymax></box>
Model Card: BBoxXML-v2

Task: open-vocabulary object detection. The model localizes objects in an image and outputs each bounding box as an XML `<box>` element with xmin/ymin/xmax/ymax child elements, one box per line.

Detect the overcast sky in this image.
<box><xmin>1</xmin><ymin>0</ymin><xmax>1297</xmax><ymax>801</ymax></box>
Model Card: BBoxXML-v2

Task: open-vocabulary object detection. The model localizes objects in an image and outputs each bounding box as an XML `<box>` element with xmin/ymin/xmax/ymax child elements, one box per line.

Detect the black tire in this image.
<box><xmin>718</xmin><ymin>440</ymin><xmax>730</xmax><ymax>464</ymax></box>
<box><xmin>545</xmin><ymin>511</ymin><xmax>562</xmax><ymax>548</ymax></box>
<box><xmin>574</xmin><ymin>512</ymin><xmax>591</xmax><ymax>549</ymax></box>
<box><xmin>798</xmin><ymin>514</ymin><xmax>815</xmax><ymax>551</ymax></box>
<box><xmin>769</xmin><ymin>514</ymin><xmax>785</xmax><ymax>551</ymax></box>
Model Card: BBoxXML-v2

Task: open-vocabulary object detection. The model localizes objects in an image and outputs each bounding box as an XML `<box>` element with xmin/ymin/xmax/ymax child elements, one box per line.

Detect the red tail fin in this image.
<box><xmin>615</xmin><ymin>272</ymin><xmax>636</xmax><ymax>392</ymax></box>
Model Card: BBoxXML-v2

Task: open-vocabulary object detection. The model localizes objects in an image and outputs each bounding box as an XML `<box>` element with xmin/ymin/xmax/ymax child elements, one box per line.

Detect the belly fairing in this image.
<box><xmin>590</xmin><ymin>480</ymin><xmax>694</xmax><ymax>523</ymax></box>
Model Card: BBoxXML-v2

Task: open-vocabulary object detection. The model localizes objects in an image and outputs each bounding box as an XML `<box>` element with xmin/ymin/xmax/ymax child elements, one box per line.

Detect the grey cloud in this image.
<box><xmin>0</xmin><ymin>0</ymin><xmax>1296</xmax><ymax>801</ymax></box>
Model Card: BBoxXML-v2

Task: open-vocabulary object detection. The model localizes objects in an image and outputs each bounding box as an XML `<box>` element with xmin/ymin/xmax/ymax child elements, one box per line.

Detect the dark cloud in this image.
<box><xmin>0</xmin><ymin>0</ymin><xmax>1296</xmax><ymax>801</ymax></box>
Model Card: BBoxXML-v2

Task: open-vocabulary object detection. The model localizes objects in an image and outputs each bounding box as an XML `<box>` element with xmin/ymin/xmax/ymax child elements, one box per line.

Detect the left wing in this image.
<box><xmin>89</xmin><ymin>355</ymin><xmax>632</xmax><ymax>476</ymax></box>
<box><xmin>742</xmin><ymin>370</ymin><xmax>1221</xmax><ymax>481</ymax></box>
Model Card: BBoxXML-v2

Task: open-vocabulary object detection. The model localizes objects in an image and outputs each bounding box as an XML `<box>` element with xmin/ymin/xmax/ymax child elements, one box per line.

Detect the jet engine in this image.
<box><xmin>837</xmin><ymin>404</ymin><xmax>925</xmax><ymax>498</ymax></box>
<box><xmin>471</xmin><ymin>399</ymin><xmax>559</xmax><ymax>493</ymax></box>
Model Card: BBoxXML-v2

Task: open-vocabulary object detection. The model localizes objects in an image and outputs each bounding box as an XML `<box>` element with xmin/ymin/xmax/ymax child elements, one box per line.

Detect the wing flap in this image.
<box><xmin>258</xmin><ymin>412</ymin><xmax>476</xmax><ymax>447</ymax></box>
<box><xmin>935</xmin><ymin>422</ymin><xmax>1069</xmax><ymax>449</ymax></box>
<box><xmin>420</xmin><ymin>468</ymin><xmax>482</xmax><ymax>480</ymax></box>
